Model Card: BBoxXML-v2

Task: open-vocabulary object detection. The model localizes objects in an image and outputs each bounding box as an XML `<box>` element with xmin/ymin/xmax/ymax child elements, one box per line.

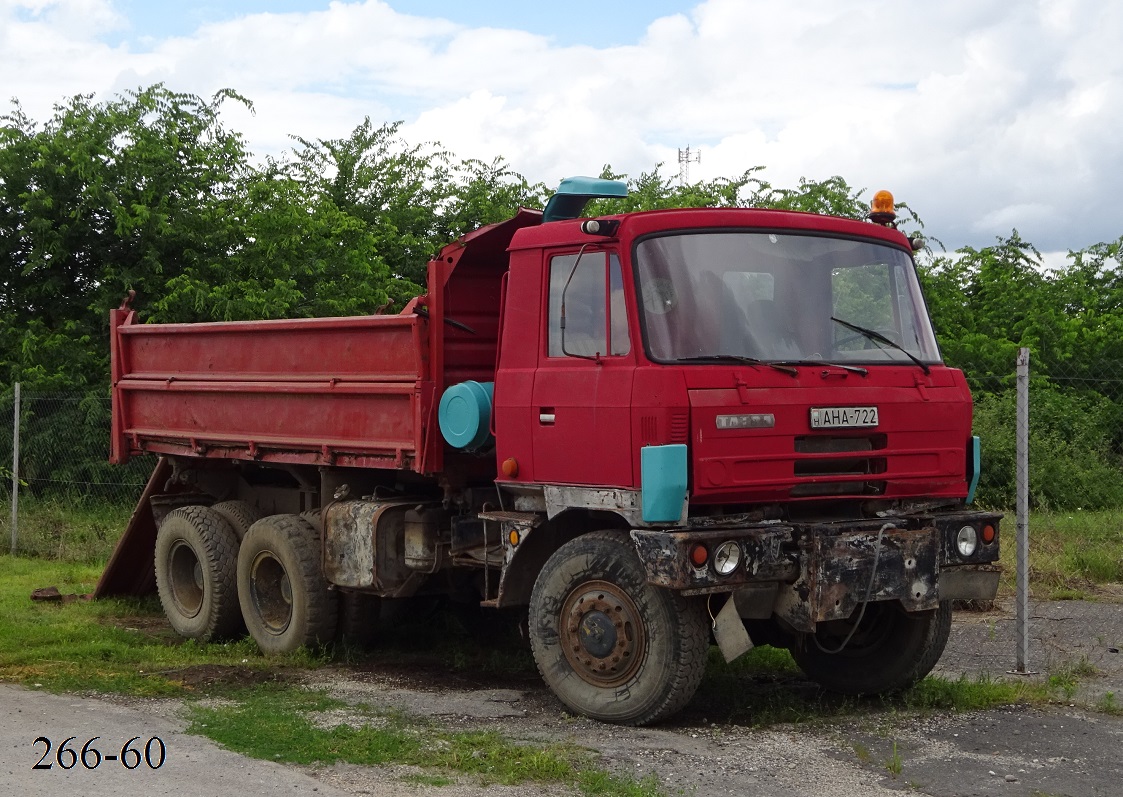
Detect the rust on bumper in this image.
<box><xmin>631</xmin><ymin>524</ymin><xmax>799</xmax><ymax>593</ymax></box>
<box><xmin>631</xmin><ymin>510</ymin><xmax>1002</xmax><ymax>632</ymax></box>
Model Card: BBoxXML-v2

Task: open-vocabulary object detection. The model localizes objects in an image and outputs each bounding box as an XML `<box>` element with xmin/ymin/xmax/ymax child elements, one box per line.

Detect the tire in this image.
<box><xmin>211</xmin><ymin>500</ymin><xmax>261</xmax><ymax>541</ymax></box>
<box><xmin>790</xmin><ymin>600</ymin><xmax>952</xmax><ymax>695</ymax></box>
<box><xmin>528</xmin><ymin>530</ymin><xmax>709</xmax><ymax>725</ymax></box>
<box><xmin>336</xmin><ymin>591</ymin><xmax>382</xmax><ymax>648</ymax></box>
<box><xmin>154</xmin><ymin>506</ymin><xmax>243</xmax><ymax>641</ymax></box>
<box><xmin>299</xmin><ymin>509</ymin><xmax>323</xmax><ymax>533</ymax></box>
<box><xmin>237</xmin><ymin>514</ymin><xmax>339</xmax><ymax>655</ymax></box>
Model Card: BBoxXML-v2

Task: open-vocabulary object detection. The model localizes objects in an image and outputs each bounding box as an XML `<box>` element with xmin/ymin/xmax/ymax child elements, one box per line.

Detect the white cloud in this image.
<box><xmin>1</xmin><ymin>0</ymin><xmax>1120</xmax><ymax>252</ymax></box>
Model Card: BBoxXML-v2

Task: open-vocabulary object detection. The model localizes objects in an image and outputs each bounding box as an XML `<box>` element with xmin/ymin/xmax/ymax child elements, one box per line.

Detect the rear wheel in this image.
<box><xmin>529</xmin><ymin>531</ymin><xmax>709</xmax><ymax>725</ymax></box>
<box><xmin>790</xmin><ymin>600</ymin><xmax>952</xmax><ymax>695</ymax></box>
<box><xmin>211</xmin><ymin>500</ymin><xmax>261</xmax><ymax>542</ymax></box>
<box><xmin>237</xmin><ymin>514</ymin><xmax>338</xmax><ymax>654</ymax></box>
<box><xmin>154</xmin><ymin>506</ymin><xmax>242</xmax><ymax>641</ymax></box>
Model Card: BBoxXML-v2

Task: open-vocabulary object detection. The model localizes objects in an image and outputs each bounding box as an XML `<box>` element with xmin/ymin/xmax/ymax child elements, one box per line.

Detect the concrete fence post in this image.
<box><xmin>10</xmin><ymin>382</ymin><xmax>19</xmax><ymax>556</ymax></box>
<box><xmin>1015</xmin><ymin>348</ymin><xmax>1031</xmax><ymax>672</ymax></box>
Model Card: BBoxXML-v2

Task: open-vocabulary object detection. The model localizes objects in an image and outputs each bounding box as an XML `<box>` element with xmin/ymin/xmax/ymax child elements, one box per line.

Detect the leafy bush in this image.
<box><xmin>973</xmin><ymin>387</ymin><xmax>1123</xmax><ymax>510</ymax></box>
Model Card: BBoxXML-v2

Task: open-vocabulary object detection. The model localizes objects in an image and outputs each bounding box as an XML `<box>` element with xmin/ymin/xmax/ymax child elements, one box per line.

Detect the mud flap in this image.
<box><xmin>713</xmin><ymin>594</ymin><xmax>754</xmax><ymax>663</ymax></box>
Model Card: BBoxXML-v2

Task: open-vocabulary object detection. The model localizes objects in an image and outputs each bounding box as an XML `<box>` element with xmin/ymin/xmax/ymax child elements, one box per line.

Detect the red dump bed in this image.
<box><xmin>110</xmin><ymin>309</ymin><xmax>434</xmax><ymax>472</ymax></box>
<box><xmin>109</xmin><ymin>210</ymin><xmax>540</xmax><ymax>479</ymax></box>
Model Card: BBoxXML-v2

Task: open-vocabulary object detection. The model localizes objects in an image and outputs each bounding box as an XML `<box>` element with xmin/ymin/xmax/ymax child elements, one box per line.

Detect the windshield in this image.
<box><xmin>634</xmin><ymin>232</ymin><xmax>941</xmax><ymax>365</ymax></box>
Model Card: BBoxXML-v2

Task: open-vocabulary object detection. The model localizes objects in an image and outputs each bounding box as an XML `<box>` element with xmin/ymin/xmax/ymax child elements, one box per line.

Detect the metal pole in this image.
<box><xmin>1015</xmin><ymin>348</ymin><xmax>1031</xmax><ymax>672</ymax></box>
<box><xmin>10</xmin><ymin>382</ymin><xmax>19</xmax><ymax>555</ymax></box>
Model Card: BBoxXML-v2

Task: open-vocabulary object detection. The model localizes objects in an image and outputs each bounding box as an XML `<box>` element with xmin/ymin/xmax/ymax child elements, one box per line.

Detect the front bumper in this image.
<box><xmin>631</xmin><ymin>510</ymin><xmax>1002</xmax><ymax>630</ymax></box>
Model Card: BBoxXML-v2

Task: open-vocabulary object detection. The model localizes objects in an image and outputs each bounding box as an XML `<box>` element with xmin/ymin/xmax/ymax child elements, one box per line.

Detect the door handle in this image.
<box><xmin>539</xmin><ymin>408</ymin><xmax>556</xmax><ymax>425</ymax></box>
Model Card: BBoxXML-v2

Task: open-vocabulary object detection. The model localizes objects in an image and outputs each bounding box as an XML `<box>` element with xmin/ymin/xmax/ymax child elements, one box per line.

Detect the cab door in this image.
<box><xmin>531</xmin><ymin>250</ymin><xmax>635</xmax><ymax>487</ymax></box>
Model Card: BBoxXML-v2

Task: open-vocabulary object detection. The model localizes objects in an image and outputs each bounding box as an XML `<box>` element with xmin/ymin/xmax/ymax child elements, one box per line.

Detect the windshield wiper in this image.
<box><xmin>830</xmin><ymin>317</ymin><xmax>930</xmax><ymax>375</ymax></box>
<box><xmin>773</xmin><ymin>359</ymin><xmax>868</xmax><ymax>376</ymax></box>
<box><xmin>674</xmin><ymin>354</ymin><xmax>798</xmax><ymax>377</ymax></box>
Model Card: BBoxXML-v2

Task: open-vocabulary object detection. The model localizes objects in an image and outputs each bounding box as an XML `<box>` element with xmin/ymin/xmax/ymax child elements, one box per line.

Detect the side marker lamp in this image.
<box><xmin>580</xmin><ymin>218</ymin><xmax>621</xmax><ymax>236</ymax></box>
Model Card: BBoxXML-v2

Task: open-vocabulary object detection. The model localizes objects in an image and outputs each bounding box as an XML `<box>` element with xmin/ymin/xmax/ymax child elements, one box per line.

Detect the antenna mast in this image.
<box><xmin>677</xmin><ymin>146</ymin><xmax>701</xmax><ymax>186</ymax></box>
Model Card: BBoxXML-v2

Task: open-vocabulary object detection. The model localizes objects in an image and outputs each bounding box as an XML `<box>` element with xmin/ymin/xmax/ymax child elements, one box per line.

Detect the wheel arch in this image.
<box><xmin>498</xmin><ymin>508</ymin><xmax>631</xmax><ymax>607</ymax></box>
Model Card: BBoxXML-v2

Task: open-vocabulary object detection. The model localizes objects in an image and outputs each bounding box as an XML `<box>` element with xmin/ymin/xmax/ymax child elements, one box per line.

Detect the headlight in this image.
<box><xmin>713</xmin><ymin>541</ymin><xmax>741</xmax><ymax>575</ymax></box>
<box><xmin>956</xmin><ymin>525</ymin><xmax>978</xmax><ymax>557</ymax></box>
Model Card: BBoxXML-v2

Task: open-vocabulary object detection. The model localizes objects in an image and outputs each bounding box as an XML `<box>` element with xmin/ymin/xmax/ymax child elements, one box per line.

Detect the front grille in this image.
<box><xmin>794</xmin><ymin>434</ymin><xmax>886</xmax><ymax>479</ymax></box>
<box><xmin>791</xmin><ymin>480</ymin><xmax>887</xmax><ymax>497</ymax></box>
<box><xmin>794</xmin><ymin>434</ymin><xmax>886</xmax><ymax>453</ymax></box>
<box><xmin>794</xmin><ymin>457</ymin><xmax>887</xmax><ymax>477</ymax></box>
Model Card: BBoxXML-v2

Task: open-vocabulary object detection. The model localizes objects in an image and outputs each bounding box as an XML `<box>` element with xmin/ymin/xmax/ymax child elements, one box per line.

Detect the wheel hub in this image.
<box><xmin>250</xmin><ymin>550</ymin><xmax>293</xmax><ymax>635</ymax></box>
<box><xmin>560</xmin><ymin>580</ymin><xmax>645</xmax><ymax>687</ymax></box>
<box><xmin>167</xmin><ymin>540</ymin><xmax>204</xmax><ymax>618</ymax></box>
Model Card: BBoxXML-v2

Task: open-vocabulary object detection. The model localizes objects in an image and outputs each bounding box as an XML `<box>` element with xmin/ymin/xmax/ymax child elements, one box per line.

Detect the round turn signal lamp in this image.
<box><xmin>981</xmin><ymin>524</ymin><xmax>996</xmax><ymax>545</ymax></box>
<box><xmin>689</xmin><ymin>544</ymin><xmax>709</xmax><ymax>568</ymax></box>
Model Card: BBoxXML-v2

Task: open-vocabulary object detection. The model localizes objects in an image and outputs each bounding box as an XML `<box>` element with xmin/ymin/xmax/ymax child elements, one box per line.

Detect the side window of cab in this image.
<box><xmin>547</xmin><ymin>252</ymin><xmax>630</xmax><ymax>358</ymax></box>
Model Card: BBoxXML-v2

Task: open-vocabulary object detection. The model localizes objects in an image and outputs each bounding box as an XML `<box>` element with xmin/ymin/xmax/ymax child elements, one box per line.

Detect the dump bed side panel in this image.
<box><xmin>111</xmin><ymin>312</ymin><xmax>432</xmax><ymax>472</ymax></box>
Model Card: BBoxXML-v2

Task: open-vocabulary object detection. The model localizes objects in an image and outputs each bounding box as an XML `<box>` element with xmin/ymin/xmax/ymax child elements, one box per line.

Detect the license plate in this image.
<box><xmin>809</xmin><ymin>406</ymin><xmax>879</xmax><ymax>429</ymax></box>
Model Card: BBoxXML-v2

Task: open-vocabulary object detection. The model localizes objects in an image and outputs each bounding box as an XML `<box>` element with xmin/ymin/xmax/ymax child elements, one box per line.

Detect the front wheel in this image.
<box><xmin>237</xmin><ymin>514</ymin><xmax>338</xmax><ymax>655</ymax></box>
<box><xmin>529</xmin><ymin>531</ymin><xmax>709</xmax><ymax>725</ymax></box>
<box><xmin>790</xmin><ymin>600</ymin><xmax>952</xmax><ymax>695</ymax></box>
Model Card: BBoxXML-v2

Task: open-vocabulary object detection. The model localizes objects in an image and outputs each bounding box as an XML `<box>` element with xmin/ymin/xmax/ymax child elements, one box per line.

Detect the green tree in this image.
<box><xmin>288</xmin><ymin>120</ymin><xmax>547</xmax><ymax>307</ymax></box>
<box><xmin>0</xmin><ymin>85</ymin><xmax>253</xmax><ymax>388</ymax></box>
<box><xmin>150</xmin><ymin>168</ymin><xmax>391</xmax><ymax>322</ymax></box>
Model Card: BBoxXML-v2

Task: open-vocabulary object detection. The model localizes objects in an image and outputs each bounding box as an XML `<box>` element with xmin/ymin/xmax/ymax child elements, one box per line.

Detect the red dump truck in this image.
<box><xmin>99</xmin><ymin>178</ymin><xmax>1001</xmax><ymax>725</ymax></box>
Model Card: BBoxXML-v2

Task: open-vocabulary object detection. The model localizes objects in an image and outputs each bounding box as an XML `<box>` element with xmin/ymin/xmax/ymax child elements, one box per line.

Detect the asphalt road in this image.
<box><xmin>0</xmin><ymin>685</ymin><xmax>355</xmax><ymax>797</ymax></box>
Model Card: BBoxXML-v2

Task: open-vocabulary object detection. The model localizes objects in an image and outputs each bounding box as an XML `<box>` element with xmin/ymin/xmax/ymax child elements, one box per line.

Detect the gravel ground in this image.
<box><xmin>937</xmin><ymin>596</ymin><xmax>1123</xmax><ymax>704</ymax></box>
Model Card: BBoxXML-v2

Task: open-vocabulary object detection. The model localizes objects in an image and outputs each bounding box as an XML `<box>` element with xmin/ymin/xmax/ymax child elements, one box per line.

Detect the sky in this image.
<box><xmin>1</xmin><ymin>0</ymin><xmax>1120</xmax><ymax>260</ymax></box>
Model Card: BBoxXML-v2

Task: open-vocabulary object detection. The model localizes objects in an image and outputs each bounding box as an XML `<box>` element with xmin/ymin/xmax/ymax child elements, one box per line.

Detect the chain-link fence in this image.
<box><xmin>933</xmin><ymin>338</ymin><xmax>1123</xmax><ymax>688</ymax></box>
<box><xmin>0</xmin><ymin>386</ymin><xmax>151</xmax><ymax>561</ymax></box>
<box><xmin>1</xmin><ymin>369</ymin><xmax>1121</xmax><ymax>684</ymax></box>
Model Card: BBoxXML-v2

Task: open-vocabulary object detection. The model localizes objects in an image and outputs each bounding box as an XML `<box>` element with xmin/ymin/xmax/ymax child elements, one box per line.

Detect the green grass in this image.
<box><xmin>1046</xmin><ymin>658</ymin><xmax>1099</xmax><ymax>700</ymax></box>
<box><xmin>694</xmin><ymin>644</ymin><xmax>1044</xmax><ymax>727</ymax></box>
<box><xmin>186</xmin><ymin>686</ymin><xmax>663</xmax><ymax>796</ymax></box>
<box><xmin>883</xmin><ymin>741</ymin><xmax>902</xmax><ymax>778</ymax></box>
<box><xmin>0</xmin><ymin>555</ymin><xmax>319</xmax><ymax>695</ymax></box>
<box><xmin>1096</xmin><ymin>692</ymin><xmax>1120</xmax><ymax>715</ymax></box>
<box><xmin>2</xmin><ymin>496</ymin><xmax>134</xmax><ymax>563</ymax></box>
<box><xmin>993</xmin><ymin>510</ymin><xmax>1123</xmax><ymax>600</ymax></box>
